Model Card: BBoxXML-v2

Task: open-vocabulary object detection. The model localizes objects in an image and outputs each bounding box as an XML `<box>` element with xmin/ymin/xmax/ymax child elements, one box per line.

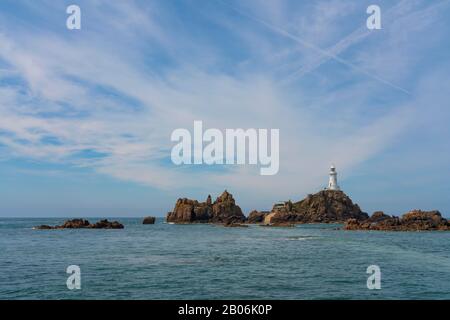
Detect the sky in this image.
<box><xmin>0</xmin><ymin>0</ymin><xmax>449</xmax><ymax>217</ymax></box>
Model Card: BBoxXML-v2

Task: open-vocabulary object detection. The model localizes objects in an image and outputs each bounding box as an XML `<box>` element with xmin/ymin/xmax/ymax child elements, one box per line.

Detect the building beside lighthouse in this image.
<box><xmin>327</xmin><ymin>165</ymin><xmax>340</xmax><ymax>190</ymax></box>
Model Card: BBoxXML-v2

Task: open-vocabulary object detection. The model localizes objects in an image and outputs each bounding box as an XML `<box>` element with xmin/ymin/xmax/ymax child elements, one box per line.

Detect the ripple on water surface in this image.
<box><xmin>1</xmin><ymin>218</ymin><xmax>450</xmax><ymax>299</ymax></box>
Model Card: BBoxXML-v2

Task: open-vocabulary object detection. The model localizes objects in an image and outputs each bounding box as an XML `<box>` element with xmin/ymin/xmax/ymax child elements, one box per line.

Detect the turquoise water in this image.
<box><xmin>1</xmin><ymin>218</ymin><xmax>450</xmax><ymax>300</ymax></box>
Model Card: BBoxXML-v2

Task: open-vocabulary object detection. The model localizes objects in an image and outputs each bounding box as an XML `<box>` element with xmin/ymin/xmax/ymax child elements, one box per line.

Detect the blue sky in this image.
<box><xmin>0</xmin><ymin>0</ymin><xmax>449</xmax><ymax>217</ymax></box>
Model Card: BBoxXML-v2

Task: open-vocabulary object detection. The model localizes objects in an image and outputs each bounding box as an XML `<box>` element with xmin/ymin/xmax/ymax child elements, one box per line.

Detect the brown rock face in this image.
<box><xmin>166</xmin><ymin>198</ymin><xmax>209</xmax><ymax>223</ymax></box>
<box><xmin>265</xmin><ymin>190</ymin><xmax>368</xmax><ymax>224</ymax></box>
<box><xmin>247</xmin><ymin>210</ymin><xmax>269</xmax><ymax>224</ymax></box>
<box><xmin>34</xmin><ymin>219</ymin><xmax>124</xmax><ymax>230</ymax></box>
<box><xmin>166</xmin><ymin>190</ymin><xmax>245</xmax><ymax>224</ymax></box>
<box><xmin>344</xmin><ymin>210</ymin><xmax>450</xmax><ymax>231</ymax></box>
<box><xmin>142</xmin><ymin>216</ymin><xmax>156</xmax><ymax>224</ymax></box>
<box><xmin>367</xmin><ymin>211</ymin><xmax>391</xmax><ymax>223</ymax></box>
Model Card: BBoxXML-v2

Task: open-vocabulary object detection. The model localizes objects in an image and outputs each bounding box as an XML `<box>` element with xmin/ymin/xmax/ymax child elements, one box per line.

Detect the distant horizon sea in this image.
<box><xmin>1</xmin><ymin>217</ymin><xmax>450</xmax><ymax>300</ymax></box>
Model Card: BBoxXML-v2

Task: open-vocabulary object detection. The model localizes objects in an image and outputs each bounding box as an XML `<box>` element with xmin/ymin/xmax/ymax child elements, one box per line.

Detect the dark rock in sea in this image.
<box><xmin>59</xmin><ymin>218</ymin><xmax>91</xmax><ymax>228</ymax></box>
<box><xmin>248</xmin><ymin>190</ymin><xmax>368</xmax><ymax>225</ymax></box>
<box><xmin>89</xmin><ymin>219</ymin><xmax>124</xmax><ymax>229</ymax></box>
<box><xmin>166</xmin><ymin>190</ymin><xmax>246</xmax><ymax>224</ymax></box>
<box><xmin>142</xmin><ymin>216</ymin><xmax>156</xmax><ymax>224</ymax></box>
<box><xmin>261</xmin><ymin>222</ymin><xmax>296</xmax><ymax>228</ymax></box>
<box><xmin>223</xmin><ymin>221</ymin><xmax>249</xmax><ymax>228</ymax></box>
<box><xmin>344</xmin><ymin>210</ymin><xmax>450</xmax><ymax>231</ymax></box>
<box><xmin>34</xmin><ymin>219</ymin><xmax>124</xmax><ymax>230</ymax></box>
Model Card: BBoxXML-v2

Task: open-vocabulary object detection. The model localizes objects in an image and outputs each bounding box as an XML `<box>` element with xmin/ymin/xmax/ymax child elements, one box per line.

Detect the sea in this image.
<box><xmin>1</xmin><ymin>218</ymin><xmax>450</xmax><ymax>300</ymax></box>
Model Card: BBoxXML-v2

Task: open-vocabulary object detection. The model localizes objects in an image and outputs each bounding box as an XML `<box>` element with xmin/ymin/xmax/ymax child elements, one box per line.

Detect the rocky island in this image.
<box><xmin>166</xmin><ymin>190</ymin><xmax>246</xmax><ymax>224</ymax></box>
<box><xmin>243</xmin><ymin>165</ymin><xmax>448</xmax><ymax>231</ymax></box>
<box><xmin>34</xmin><ymin>219</ymin><xmax>124</xmax><ymax>230</ymax></box>
<box><xmin>248</xmin><ymin>192</ymin><xmax>448</xmax><ymax>231</ymax></box>
<box><xmin>164</xmin><ymin>186</ymin><xmax>449</xmax><ymax>231</ymax></box>
<box><xmin>165</xmin><ymin>188</ymin><xmax>369</xmax><ymax>226</ymax></box>
<box><xmin>344</xmin><ymin>210</ymin><xmax>450</xmax><ymax>231</ymax></box>
<box><xmin>39</xmin><ymin>167</ymin><xmax>446</xmax><ymax>232</ymax></box>
<box><xmin>248</xmin><ymin>190</ymin><xmax>368</xmax><ymax>226</ymax></box>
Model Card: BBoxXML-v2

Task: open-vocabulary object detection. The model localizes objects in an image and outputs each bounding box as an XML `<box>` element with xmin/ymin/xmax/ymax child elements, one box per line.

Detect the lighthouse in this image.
<box><xmin>327</xmin><ymin>165</ymin><xmax>340</xmax><ymax>191</ymax></box>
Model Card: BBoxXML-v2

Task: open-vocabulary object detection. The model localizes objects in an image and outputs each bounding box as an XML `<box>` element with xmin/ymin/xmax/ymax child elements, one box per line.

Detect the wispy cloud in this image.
<box><xmin>218</xmin><ymin>0</ymin><xmax>411</xmax><ymax>94</ymax></box>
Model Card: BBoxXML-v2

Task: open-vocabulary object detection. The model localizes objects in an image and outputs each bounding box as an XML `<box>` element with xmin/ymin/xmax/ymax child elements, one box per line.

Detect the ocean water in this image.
<box><xmin>1</xmin><ymin>218</ymin><xmax>450</xmax><ymax>300</ymax></box>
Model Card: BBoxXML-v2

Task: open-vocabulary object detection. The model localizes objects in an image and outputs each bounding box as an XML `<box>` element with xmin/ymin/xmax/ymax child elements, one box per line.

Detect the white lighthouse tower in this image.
<box><xmin>327</xmin><ymin>165</ymin><xmax>340</xmax><ymax>191</ymax></box>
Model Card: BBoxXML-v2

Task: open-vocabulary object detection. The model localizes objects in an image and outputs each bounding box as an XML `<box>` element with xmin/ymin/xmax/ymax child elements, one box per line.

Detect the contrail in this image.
<box><xmin>285</xmin><ymin>0</ymin><xmax>411</xmax><ymax>83</ymax></box>
<box><xmin>286</xmin><ymin>0</ymin><xmax>450</xmax><ymax>84</ymax></box>
<box><xmin>217</xmin><ymin>0</ymin><xmax>411</xmax><ymax>95</ymax></box>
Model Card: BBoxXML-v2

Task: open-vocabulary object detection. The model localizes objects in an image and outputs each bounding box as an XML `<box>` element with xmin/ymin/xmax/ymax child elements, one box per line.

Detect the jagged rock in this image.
<box><xmin>210</xmin><ymin>190</ymin><xmax>245</xmax><ymax>223</ymax></box>
<box><xmin>166</xmin><ymin>190</ymin><xmax>245</xmax><ymax>224</ymax></box>
<box><xmin>345</xmin><ymin>218</ymin><xmax>366</xmax><ymax>230</ymax></box>
<box><xmin>344</xmin><ymin>210</ymin><xmax>450</xmax><ymax>231</ymax></box>
<box><xmin>251</xmin><ymin>190</ymin><xmax>368</xmax><ymax>225</ymax></box>
<box><xmin>34</xmin><ymin>219</ymin><xmax>124</xmax><ymax>230</ymax></box>
<box><xmin>247</xmin><ymin>210</ymin><xmax>269</xmax><ymax>223</ymax></box>
<box><xmin>367</xmin><ymin>211</ymin><xmax>391</xmax><ymax>223</ymax></box>
<box><xmin>167</xmin><ymin>198</ymin><xmax>210</xmax><ymax>223</ymax></box>
<box><xmin>142</xmin><ymin>216</ymin><xmax>156</xmax><ymax>224</ymax></box>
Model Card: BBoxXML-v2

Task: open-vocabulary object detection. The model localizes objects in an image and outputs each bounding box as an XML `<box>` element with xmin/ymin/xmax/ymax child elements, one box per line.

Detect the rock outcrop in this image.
<box><xmin>344</xmin><ymin>210</ymin><xmax>450</xmax><ymax>231</ymax></box>
<box><xmin>58</xmin><ymin>218</ymin><xmax>91</xmax><ymax>228</ymax></box>
<box><xmin>252</xmin><ymin>190</ymin><xmax>368</xmax><ymax>225</ymax></box>
<box><xmin>166</xmin><ymin>190</ymin><xmax>246</xmax><ymax>224</ymax></box>
<box><xmin>34</xmin><ymin>219</ymin><xmax>124</xmax><ymax>230</ymax></box>
<box><xmin>247</xmin><ymin>210</ymin><xmax>269</xmax><ymax>224</ymax></box>
<box><xmin>142</xmin><ymin>216</ymin><xmax>156</xmax><ymax>224</ymax></box>
<box><xmin>90</xmin><ymin>219</ymin><xmax>124</xmax><ymax>229</ymax></box>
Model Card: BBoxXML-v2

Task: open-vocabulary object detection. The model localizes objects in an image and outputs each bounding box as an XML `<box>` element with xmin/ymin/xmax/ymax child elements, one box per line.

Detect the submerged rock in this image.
<box><xmin>223</xmin><ymin>221</ymin><xmax>249</xmax><ymax>228</ymax></box>
<box><xmin>142</xmin><ymin>216</ymin><xmax>156</xmax><ymax>224</ymax></box>
<box><xmin>267</xmin><ymin>223</ymin><xmax>296</xmax><ymax>228</ymax></box>
<box><xmin>344</xmin><ymin>210</ymin><xmax>450</xmax><ymax>231</ymax></box>
<box><xmin>166</xmin><ymin>190</ymin><xmax>246</xmax><ymax>224</ymax></box>
<box><xmin>34</xmin><ymin>225</ymin><xmax>53</xmax><ymax>230</ymax></box>
<box><xmin>34</xmin><ymin>219</ymin><xmax>124</xmax><ymax>230</ymax></box>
